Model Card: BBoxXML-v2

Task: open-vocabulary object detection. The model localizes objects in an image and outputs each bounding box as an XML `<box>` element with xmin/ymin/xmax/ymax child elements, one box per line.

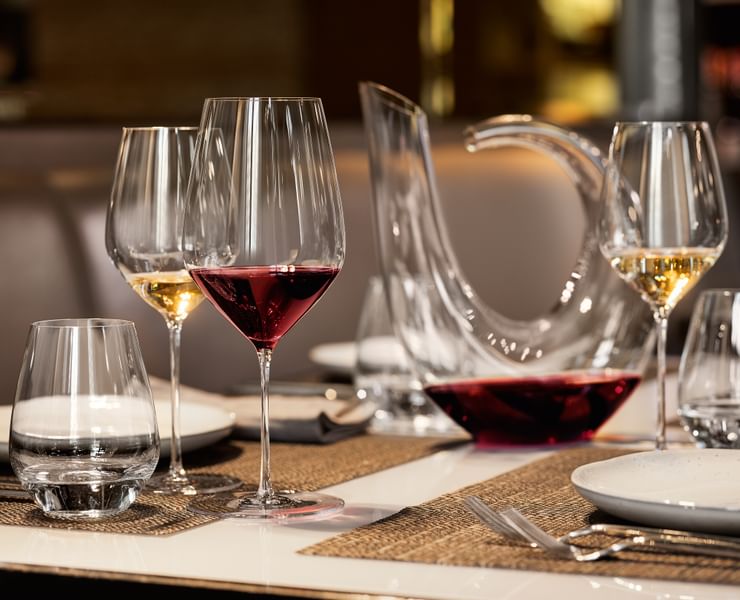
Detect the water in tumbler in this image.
<box><xmin>10</xmin><ymin>394</ymin><xmax>159</xmax><ymax>519</ymax></box>
<box><xmin>679</xmin><ymin>399</ymin><xmax>740</xmax><ymax>449</ymax></box>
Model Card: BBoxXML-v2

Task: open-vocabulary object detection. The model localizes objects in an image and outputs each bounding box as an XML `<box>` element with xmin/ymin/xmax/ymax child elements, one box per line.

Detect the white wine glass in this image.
<box><xmin>599</xmin><ymin>121</ymin><xmax>728</xmax><ymax>449</ymax></box>
<box><xmin>183</xmin><ymin>97</ymin><xmax>345</xmax><ymax>520</ymax></box>
<box><xmin>106</xmin><ymin>126</ymin><xmax>241</xmax><ymax>495</ymax></box>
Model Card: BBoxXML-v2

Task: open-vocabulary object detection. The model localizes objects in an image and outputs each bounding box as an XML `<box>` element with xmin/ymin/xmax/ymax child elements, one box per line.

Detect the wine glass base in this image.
<box><xmin>146</xmin><ymin>473</ymin><xmax>242</xmax><ymax>496</ymax></box>
<box><xmin>187</xmin><ymin>490</ymin><xmax>344</xmax><ymax>521</ymax></box>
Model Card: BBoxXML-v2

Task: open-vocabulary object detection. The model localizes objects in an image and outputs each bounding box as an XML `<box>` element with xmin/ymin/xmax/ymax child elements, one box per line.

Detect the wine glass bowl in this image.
<box><xmin>183</xmin><ymin>97</ymin><xmax>345</xmax><ymax>520</ymax></box>
<box><xmin>598</xmin><ymin>121</ymin><xmax>728</xmax><ymax>449</ymax></box>
<box><xmin>106</xmin><ymin>126</ymin><xmax>241</xmax><ymax>495</ymax></box>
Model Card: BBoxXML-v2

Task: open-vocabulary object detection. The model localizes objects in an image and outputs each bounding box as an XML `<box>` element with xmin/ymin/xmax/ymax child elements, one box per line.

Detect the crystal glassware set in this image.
<box><xmin>7</xmin><ymin>86</ymin><xmax>734</xmax><ymax>522</ymax></box>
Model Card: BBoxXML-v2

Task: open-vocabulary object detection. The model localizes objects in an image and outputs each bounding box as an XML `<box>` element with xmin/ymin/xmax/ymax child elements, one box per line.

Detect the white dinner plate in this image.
<box><xmin>309</xmin><ymin>338</ymin><xmax>408</xmax><ymax>376</ymax></box>
<box><xmin>571</xmin><ymin>449</ymin><xmax>740</xmax><ymax>534</ymax></box>
<box><xmin>308</xmin><ymin>341</ymin><xmax>357</xmax><ymax>375</ymax></box>
<box><xmin>0</xmin><ymin>399</ymin><xmax>235</xmax><ymax>462</ymax></box>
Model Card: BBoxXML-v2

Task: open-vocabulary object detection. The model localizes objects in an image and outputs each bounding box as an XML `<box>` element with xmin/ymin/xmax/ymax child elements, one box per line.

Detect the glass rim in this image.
<box><xmin>121</xmin><ymin>126</ymin><xmax>197</xmax><ymax>132</ymax></box>
<box><xmin>699</xmin><ymin>288</ymin><xmax>740</xmax><ymax>297</ymax></box>
<box><xmin>203</xmin><ymin>96</ymin><xmax>323</xmax><ymax>103</ymax></box>
<box><xmin>359</xmin><ymin>81</ymin><xmax>423</xmax><ymax>118</ymax></box>
<box><xmin>614</xmin><ymin>120</ymin><xmax>709</xmax><ymax>127</ymax></box>
<box><xmin>31</xmin><ymin>318</ymin><xmax>136</xmax><ymax>329</ymax></box>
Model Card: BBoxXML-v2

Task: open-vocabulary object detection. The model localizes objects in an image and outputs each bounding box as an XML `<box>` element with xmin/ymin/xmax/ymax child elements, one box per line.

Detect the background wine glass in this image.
<box><xmin>106</xmin><ymin>126</ymin><xmax>240</xmax><ymax>495</ymax></box>
<box><xmin>183</xmin><ymin>97</ymin><xmax>345</xmax><ymax>520</ymax></box>
<box><xmin>678</xmin><ymin>289</ymin><xmax>740</xmax><ymax>448</ymax></box>
<box><xmin>599</xmin><ymin>121</ymin><xmax>728</xmax><ymax>450</ymax></box>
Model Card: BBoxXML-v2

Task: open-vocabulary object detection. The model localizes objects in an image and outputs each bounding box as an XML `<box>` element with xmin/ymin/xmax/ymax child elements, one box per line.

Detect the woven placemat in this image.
<box><xmin>0</xmin><ymin>434</ymin><xmax>458</xmax><ymax>536</ymax></box>
<box><xmin>300</xmin><ymin>446</ymin><xmax>740</xmax><ymax>585</ymax></box>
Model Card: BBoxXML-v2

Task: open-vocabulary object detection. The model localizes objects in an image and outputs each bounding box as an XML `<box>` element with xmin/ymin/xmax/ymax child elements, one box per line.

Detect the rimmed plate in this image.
<box><xmin>308</xmin><ymin>341</ymin><xmax>357</xmax><ymax>375</ymax></box>
<box><xmin>308</xmin><ymin>338</ymin><xmax>406</xmax><ymax>376</ymax></box>
<box><xmin>0</xmin><ymin>399</ymin><xmax>235</xmax><ymax>462</ymax></box>
<box><xmin>571</xmin><ymin>449</ymin><xmax>740</xmax><ymax>534</ymax></box>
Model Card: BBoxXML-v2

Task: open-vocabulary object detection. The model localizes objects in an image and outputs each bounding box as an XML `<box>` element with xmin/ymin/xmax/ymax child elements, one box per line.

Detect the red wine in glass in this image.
<box><xmin>424</xmin><ymin>371</ymin><xmax>640</xmax><ymax>446</ymax></box>
<box><xmin>190</xmin><ymin>266</ymin><xmax>339</xmax><ymax>349</ymax></box>
<box><xmin>183</xmin><ymin>97</ymin><xmax>345</xmax><ymax>521</ymax></box>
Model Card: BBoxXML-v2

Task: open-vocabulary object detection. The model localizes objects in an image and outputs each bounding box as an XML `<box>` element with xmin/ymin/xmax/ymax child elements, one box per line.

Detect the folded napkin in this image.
<box><xmin>149</xmin><ymin>377</ymin><xmax>374</xmax><ymax>444</ymax></box>
<box><xmin>230</xmin><ymin>393</ymin><xmax>375</xmax><ymax>444</ymax></box>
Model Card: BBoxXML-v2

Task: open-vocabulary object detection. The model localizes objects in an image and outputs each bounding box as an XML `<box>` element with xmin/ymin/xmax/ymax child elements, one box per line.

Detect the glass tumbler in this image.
<box><xmin>679</xmin><ymin>290</ymin><xmax>740</xmax><ymax>448</ymax></box>
<box><xmin>10</xmin><ymin>319</ymin><xmax>160</xmax><ymax>519</ymax></box>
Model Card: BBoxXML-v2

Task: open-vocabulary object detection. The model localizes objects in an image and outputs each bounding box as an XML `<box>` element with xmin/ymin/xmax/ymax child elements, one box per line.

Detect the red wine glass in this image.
<box><xmin>182</xmin><ymin>97</ymin><xmax>345</xmax><ymax>520</ymax></box>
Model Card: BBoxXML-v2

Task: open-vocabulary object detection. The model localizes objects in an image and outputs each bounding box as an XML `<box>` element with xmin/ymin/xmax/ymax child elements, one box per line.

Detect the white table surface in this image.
<box><xmin>0</xmin><ymin>437</ymin><xmax>736</xmax><ymax>600</ymax></box>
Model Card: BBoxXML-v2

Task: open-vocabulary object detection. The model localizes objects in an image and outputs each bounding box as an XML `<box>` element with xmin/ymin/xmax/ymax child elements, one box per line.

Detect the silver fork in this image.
<box><xmin>464</xmin><ymin>497</ymin><xmax>740</xmax><ymax>562</ymax></box>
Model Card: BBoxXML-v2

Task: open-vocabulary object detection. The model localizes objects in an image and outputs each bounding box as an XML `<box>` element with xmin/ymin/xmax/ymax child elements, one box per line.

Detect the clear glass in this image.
<box><xmin>599</xmin><ymin>121</ymin><xmax>728</xmax><ymax>450</ymax></box>
<box><xmin>183</xmin><ymin>97</ymin><xmax>346</xmax><ymax>520</ymax></box>
<box><xmin>106</xmin><ymin>126</ymin><xmax>240</xmax><ymax>495</ymax></box>
<box><xmin>679</xmin><ymin>289</ymin><xmax>740</xmax><ymax>448</ymax></box>
<box><xmin>354</xmin><ymin>275</ymin><xmax>459</xmax><ymax>435</ymax></box>
<box><xmin>359</xmin><ymin>82</ymin><xmax>656</xmax><ymax>447</ymax></box>
<box><xmin>10</xmin><ymin>319</ymin><xmax>159</xmax><ymax>520</ymax></box>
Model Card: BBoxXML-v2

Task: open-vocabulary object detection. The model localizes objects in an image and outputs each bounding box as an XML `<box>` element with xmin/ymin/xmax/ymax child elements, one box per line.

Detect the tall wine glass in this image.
<box><xmin>599</xmin><ymin>121</ymin><xmax>728</xmax><ymax>449</ymax></box>
<box><xmin>106</xmin><ymin>126</ymin><xmax>241</xmax><ymax>495</ymax></box>
<box><xmin>183</xmin><ymin>98</ymin><xmax>346</xmax><ymax>520</ymax></box>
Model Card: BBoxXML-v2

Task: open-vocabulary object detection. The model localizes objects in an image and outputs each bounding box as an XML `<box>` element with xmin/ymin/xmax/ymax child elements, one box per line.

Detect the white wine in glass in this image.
<box><xmin>106</xmin><ymin>126</ymin><xmax>241</xmax><ymax>495</ymax></box>
<box><xmin>608</xmin><ymin>249</ymin><xmax>720</xmax><ymax>318</ymax></box>
<box><xmin>126</xmin><ymin>270</ymin><xmax>204</xmax><ymax>323</ymax></box>
<box><xmin>599</xmin><ymin>122</ymin><xmax>728</xmax><ymax>450</ymax></box>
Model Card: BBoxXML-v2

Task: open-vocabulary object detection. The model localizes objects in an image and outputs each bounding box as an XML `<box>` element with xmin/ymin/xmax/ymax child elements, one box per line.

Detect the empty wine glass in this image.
<box><xmin>599</xmin><ymin>121</ymin><xmax>728</xmax><ymax>449</ymax></box>
<box><xmin>106</xmin><ymin>126</ymin><xmax>240</xmax><ymax>495</ymax></box>
<box><xmin>183</xmin><ymin>97</ymin><xmax>345</xmax><ymax>520</ymax></box>
<box><xmin>679</xmin><ymin>289</ymin><xmax>740</xmax><ymax>448</ymax></box>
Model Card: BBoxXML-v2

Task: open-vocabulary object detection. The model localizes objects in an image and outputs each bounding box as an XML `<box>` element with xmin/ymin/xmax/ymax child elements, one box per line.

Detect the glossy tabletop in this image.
<box><xmin>0</xmin><ymin>437</ymin><xmax>737</xmax><ymax>599</ymax></box>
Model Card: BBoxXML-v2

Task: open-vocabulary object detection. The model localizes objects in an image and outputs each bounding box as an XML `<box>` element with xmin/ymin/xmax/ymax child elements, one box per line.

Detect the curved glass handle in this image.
<box><xmin>464</xmin><ymin>115</ymin><xmax>606</xmax><ymax>215</ymax></box>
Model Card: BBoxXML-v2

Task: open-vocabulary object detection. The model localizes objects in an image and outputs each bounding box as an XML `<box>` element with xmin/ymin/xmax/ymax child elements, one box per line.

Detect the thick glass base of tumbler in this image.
<box><xmin>188</xmin><ymin>489</ymin><xmax>344</xmax><ymax>521</ymax></box>
<box><xmin>146</xmin><ymin>472</ymin><xmax>242</xmax><ymax>496</ymax></box>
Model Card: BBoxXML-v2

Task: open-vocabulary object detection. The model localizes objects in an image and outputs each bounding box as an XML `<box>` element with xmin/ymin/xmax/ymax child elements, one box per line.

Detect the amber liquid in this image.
<box><xmin>127</xmin><ymin>270</ymin><xmax>205</xmax><ymax>322</ymax></box>
<box><xmin>609</xmin><ymin>248</ymin><xmax>718</xmax><ymax>315</ymax></box>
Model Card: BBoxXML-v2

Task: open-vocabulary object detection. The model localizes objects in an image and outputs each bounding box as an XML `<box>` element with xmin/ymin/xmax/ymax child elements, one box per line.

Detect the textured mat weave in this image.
<box><xmin>0</xmin><ymin>435</ymin><xmax>456</xmax><ymax>536</ymax></box>
<box><xmin>300</xmin><ymin>446</ymin><xmax>740</xmax><ymax>585</ymax></box>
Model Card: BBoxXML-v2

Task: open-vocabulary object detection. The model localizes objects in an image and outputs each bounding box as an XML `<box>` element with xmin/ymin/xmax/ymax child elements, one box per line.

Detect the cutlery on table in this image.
<box><xmin>464</xmin><ymin>496</ymin><xmax>740</xmax><ymax>562</ymax></box>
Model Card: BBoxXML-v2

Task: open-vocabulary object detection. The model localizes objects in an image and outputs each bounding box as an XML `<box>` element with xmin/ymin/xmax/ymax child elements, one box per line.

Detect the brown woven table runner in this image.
<box><xmin>300</xmin><ymin>446</ymin><xmax>740</xmax><ymax>585</ymax></box>
<box><xmin>0</xmin><ymin>434</ymin><xmax>458</xmax><ymax>536</ymax></box>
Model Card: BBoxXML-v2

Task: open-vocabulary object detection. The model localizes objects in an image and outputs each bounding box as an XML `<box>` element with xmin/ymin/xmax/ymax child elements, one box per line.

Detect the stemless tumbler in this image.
<box><xmin>10</xmin><ymin>319</ymin><xmax>160</xmax><ymax>519</ymax></box>
<box><xmin>679</xmin><ymin>290</ymin><xmax>740</xmax><ymax>448</ymax></box>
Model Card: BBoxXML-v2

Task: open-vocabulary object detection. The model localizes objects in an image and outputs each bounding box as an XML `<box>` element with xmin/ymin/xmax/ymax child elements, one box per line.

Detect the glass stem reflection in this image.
<box><xmin>167</xmin><ymin>321</ymin><xmax>186</xmax><ymax>480</ymax></box>
<box><xmin>655</xmin><ymin>314</ymin><xmax>668</xmax><ymax>451</ymax></box>
<box><xmin>257</xmin><ymin>348</ymin><xmax>274</xmax><ymax>500</ymax></box>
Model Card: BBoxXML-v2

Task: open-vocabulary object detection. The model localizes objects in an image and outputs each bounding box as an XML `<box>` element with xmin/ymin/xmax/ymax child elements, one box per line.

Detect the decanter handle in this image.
<box><xmin>464</xmin><ymin>115</ymin><xmax>607</xmax><ymax>211</ymax></box>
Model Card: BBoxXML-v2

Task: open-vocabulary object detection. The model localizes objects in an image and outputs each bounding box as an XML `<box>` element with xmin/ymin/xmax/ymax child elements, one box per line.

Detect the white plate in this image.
<box><xmin>309</xmin><ymin>338</ymin><xmax>407</xmax><ymax>376</ymax></box>
<box><xmin>571</xmin><ymin>449</ymin><xmax>740</xmax><ymax>534</ymax></box>
<box><xmin>0</xmin><ymin>399</ymin><xmax>235</xmax><ymax>462</ymax></box>
<box><xmin>308</xmin><ymin>341</ymin><xmax>357</xmax><ymax>375</ymax></box>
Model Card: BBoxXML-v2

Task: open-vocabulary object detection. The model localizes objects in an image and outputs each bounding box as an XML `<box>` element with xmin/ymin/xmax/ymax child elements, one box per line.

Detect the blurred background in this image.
<box><xmin>0</xmin><ymin>0</ymin><xmax>738</xmax><ymax>402</ymax></box>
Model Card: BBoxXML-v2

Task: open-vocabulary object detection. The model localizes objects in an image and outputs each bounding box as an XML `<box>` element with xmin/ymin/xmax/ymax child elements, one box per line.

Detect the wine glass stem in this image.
<box><xmin>167</xmin><ymin>321</ymin><xmax>186</xmax><ymax>479</ymax></box>
<box><xmin>256</xmin><ymin>348</ymin><xmax>275</xmax><ymax>500</ymax></box>
<box><xmin>655</xmin><ymin>315</ymin><xmax>668</xmax><ymax>451</ymax></box>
